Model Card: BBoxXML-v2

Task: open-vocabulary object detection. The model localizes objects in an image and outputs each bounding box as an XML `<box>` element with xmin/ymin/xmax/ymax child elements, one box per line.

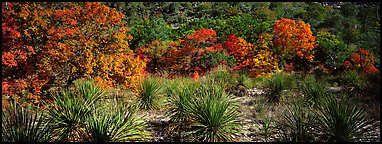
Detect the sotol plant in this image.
<box><xmin>188</xmin><ymin>85</ymin><xmax>241</xmax><ymax>142</ymax></box>
<box><xmin>266</xmin><ymin>74</ymin><xmax>289</xmax><ymax>103</ymax></box>
<box><xmin>275</xmin><ymin>102</ymin><xmax>319</xmax><ymax>142</ymax></box>
<box><xmin>2</xmin><ymin>101</ymin><xmax>52</xmax><ymax>142</ymax></box>
<box><xmin>299</xmin><ymin>76</ymin><xmax>328</xmax><ymax>107</ymax></box>
<box><xmin>316</xmin><ymin>94</ymin><xmax>378</xmax><ymax>142</ymax></box>
<box><xmin>85</xmin><ymin>103</ymin><xmax>149</xmax><ymax>142</ymax></box>
<box><xmin>46</xmin><ymin>79</ymin><xmax>105</xmax><ymax>141</ymax></box>
<box><xmin>137</xmin><ymin>76</ymin><xmax>165</xmax><ymax>110</ymax></box>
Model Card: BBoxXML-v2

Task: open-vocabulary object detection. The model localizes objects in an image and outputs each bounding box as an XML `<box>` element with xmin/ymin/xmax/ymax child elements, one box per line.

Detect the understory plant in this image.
<box><xmin>2</xmin><ymin>101</ymin><xmax>52</xmax><ymax>142</ymax></box>
<box><xmin>188</xmin><ymin>84</ymin><xmax>241</xmax><ymax>142</ymax></box>
<box><xmin>265</xmin><ymin>74</ymin><xmax>289</xmax><ymax>103</ymax></box>
<box><xmin>298</xmin><ymin>75</ymin><xmax>328</xmax><ymax>107</ymax></box>
<box><xmin>85</xmin><ymin>103</ymin><xmax>149</xmax><ymax>142</ymax></box>
<box><xmin>316</xmin><ymin>94</ymin><xmax>378</xmax><ymax>142</ymax></box>
<box><xmin>46</xmin><ymin>79</ymin><xmax>105</xmax><ymax>141</ymax></box>
<box><xmin>200</xmin><ymin>65</ymin><xmax>237</xmax><ymax>92</ymax></box>
<box><xmin>137</xmin><ymin>76</ymin><xmax>165</xmax><ymax>110</ymax></box>
<box><xmin>275</xmin><ymin>102</ymin><xmax>319</xmax><ymax>142</ymax></box>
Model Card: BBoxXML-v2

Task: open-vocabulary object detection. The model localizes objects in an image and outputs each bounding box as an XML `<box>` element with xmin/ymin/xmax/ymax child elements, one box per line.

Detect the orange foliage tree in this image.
<box><xmin>250</xmin><ymin>33</ymin><xmax>280</xmax><ymax>77</ymax></box>
<box><xmin>223</xmin><ymin>33</ymin><xmax>280</xmax><ymax>77</ymax></box>
<box><xmin>224</xmin><ymin>34</ymin><xmax>254</xmax><ymax>71</ymax></box>
<box><xmin>2</xmin><ymin>2</ymin><xmax>145</xmax><ymax>106</ymax></box>
<box><xmin>273</xmin><ymin>18</ymin><xmax>317</xmax><ymax>63</ymax></box>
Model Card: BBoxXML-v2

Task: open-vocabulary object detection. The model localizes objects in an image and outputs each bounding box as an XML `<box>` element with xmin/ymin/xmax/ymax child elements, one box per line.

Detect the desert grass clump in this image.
<box><xmin>200</xmin><ymin>65</ymin><xmax>236</xmax><ymax>92</ymax></box>
<box><xmin>275</xmin><ymin>102</ymin><xmax>319</xmax><ymax>142</ymax></box>
<box><xmin>316</xmin><ymin>94</ymin><xmax>378</xmax><ymax>142</ymax></box>
<box><xmin>46</xmin><ymin>79</ymin><xmax>105</xmax><ymax>141</ymax></box>
<box><xmin>187</xmin><ymin>84</ymin><xmax>241</xmax><ymax>142</ymax></box>
<box><xmin>298</xmin><ymin>75</ymin><xmax>328</xmax><ymax>107</ymax></box>
<box><xmin>265</xmin><ymin>74</ymin><xmax>289</xmax><ymax>103</ymax></box>
<box><xmin>2</xmin><ymin>101</ymin><xmax>52</xmax><ymax>142</ymax></box>
<box><xmin>85</xmin><ymin>103</ymin><xmax>149</xmax><ymax>142</ymax></box>
<box><xmin>165</xmin><ymin>78</ymin><xmax>199</xmax><ymax>141</ymax></box>
<box><xmin>258</xmin><ymin>117</ymin><xmax>275</xmax><ymax>142</ymax></box>
<box><xmin>137</xmin><ymin>76</ymin><xmax>165</xmax><ymax>110</ymax></box>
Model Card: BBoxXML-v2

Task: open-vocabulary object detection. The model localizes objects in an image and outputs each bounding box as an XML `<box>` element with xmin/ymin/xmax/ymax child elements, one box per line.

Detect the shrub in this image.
<box><xmin>316</xmin><ymin>95</ymin><xmax>378</xmax><ymax>142</ymax></box>
<box><xmin>85</xmin><ymin>104</ymin><xmax>149</xmax><ymax>142</ymax></box>
<box><xmin>342</xmin><ymin>48</ymin><xmax>379</xmax><ymax>75</ymax></box>
<box><xmin>200</xmin><ymin>65</ymin><xmax>236</xmax><ymax>92</ymax></box>
<box><xmin>46</xmin><ymin>79</ymin><xmax>105</xmax><ymax>141</ymax></box>
<box><xmin>275</xmin><ymin>102</ymin><xmax>319</xmax><ymax>142</ymax></box>
<box><xmin>223</xmin><ymin>33</ymin><xmax>280</xmax><ymax>78</ymax></box>
<box><xmin>315</xmin><ymin>31</ymin><xmax>347</xmax><ymax>69</ymax></box>
<box><xmin>137</xmin><ymin>76</ymin><xmax>165</xmax><ymax>110</ymax></box>
<box><xmin>188</xmin><ymin>85</ymin><xmax>241</xmax><ymax>142</ymax></box>
<box><xmin>2</xmin><ymin>101</ymin><xmax>52</xmax><ymax>142</ymax></box>
<box><xmin>273</xmin><ymin>18</ymin><xmax>317</xmax><ymax>63</ymax></box>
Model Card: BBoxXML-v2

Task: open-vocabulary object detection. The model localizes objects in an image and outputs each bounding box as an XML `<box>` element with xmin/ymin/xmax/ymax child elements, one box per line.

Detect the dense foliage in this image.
<box><xmin>2</xmin><ymin>2</ymin><xmax>380</xmax><ymax>142</ymax></box>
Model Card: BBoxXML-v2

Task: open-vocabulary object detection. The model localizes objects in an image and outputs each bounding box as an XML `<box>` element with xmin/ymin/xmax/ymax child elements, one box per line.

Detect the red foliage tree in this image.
<box><xmin>342</xmin><ymin>48</ymin><xmax>379</xmax><ymax>75</ymax></box>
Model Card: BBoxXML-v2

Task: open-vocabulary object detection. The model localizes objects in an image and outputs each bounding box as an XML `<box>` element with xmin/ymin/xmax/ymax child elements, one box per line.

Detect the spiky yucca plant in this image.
<box><xmin>137</xmin><ymin>76</ymin><xmax>165</xmax><ymax>110</ymax></box>
<box><xmin>164</xmin><ymin>79</ymin><xmax>200</xmax><ymax>141</ymax></box>
<box><xmin>2</xmin><ymin>102</ymin><xmax>52</xmax><ymax>142</ymax></box>
<box><xmin>317</xmin><ymin>95</ymin><xmax>377</xmax><ymax>142</ymax></box>
<box><xmin>166</xmin><ymin>84</ymin><xmax>195</xmax><ymax>125</ymax></box>
<box><xmin>46</xmin><ymin>79</ymin><xmax>105</xmax><ymax>141</ymax></box>
<box><xmin>266</xmin><ymin>74</ymin><xmax>288</xmax><ymax>103</ymax></box>
<box><xmin>188</xmin><ymin>85</ymin><xmax>241</xmax><ymax>142</ymax></box>
<box><xmin>200</xmin><ymin>65</ymin><xmax>236</xmax><ymax>92</ymax></box>
<box><xmin>299</xmin><ymin>76</ymin><xmax>328</xmax><ymax>107</ymax></box>
<box><xmin>85</xmin><ymin>104</ymin><xmax>149</xmax><ymax>142</ymax></box>
<box><xmin>275</xmin><ymin>102</ymin><xmax>319</xmax><ymax>142</ymax></box>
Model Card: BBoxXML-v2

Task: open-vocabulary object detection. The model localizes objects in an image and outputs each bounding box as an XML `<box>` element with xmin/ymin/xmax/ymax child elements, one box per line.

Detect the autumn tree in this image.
<box><xmin>158</xmin><ymin>28</ymin><xmax>218</xmax><ymax>76</ymax></box>
<box><xmin>156</xmin><ymin>28</ymin><xmax>234</xmax><ymax>77</ymax></box>
<box><xmin>251</xmin><ymin>33</ymin><xmax>280</xmax><ymax>77</ymax></box>
<box><xmin>273</xmin><ymin>18</ymin><xmax>317</xmax><ymax>64</ymax></box>
<box><xmin>2</xmin><ymin>2</ymin><xmax>46</xmax><ymax>106</ymax></box>
<box><xmin>2</xmin><ymin>2</ymin><xmax>145</xmax><ymax>106</ymax></box>
<box><xmin>223</xmin><ymin>33</ymin><xmax>280</xmax><ymax>77</ymax></box>
<box><xmin>342</xmin><ymin>48</ymin><xmax>379</xmax><ymax>75</ymax></box>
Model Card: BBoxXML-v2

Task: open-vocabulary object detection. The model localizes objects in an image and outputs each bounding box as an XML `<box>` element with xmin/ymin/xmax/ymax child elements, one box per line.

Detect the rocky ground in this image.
<box><xmin>138</xmin><ymin>87</ymin><xmax>380</xmax><ymax>142</ymax></box>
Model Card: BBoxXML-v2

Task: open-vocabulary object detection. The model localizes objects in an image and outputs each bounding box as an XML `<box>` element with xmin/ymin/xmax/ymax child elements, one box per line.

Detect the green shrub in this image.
<box><xmin>85</xmin><ymin>104</ymin><xmax>149</xmax><ymax>142</ymax></box>
<box><xmin>276</xmin><ymin>102</ymin><xmax>319</xmax><ymax>142</ymax></box>
<box><xmin>137</xmin><ymin>76</ymin><xmax>165</xmax><ymax>110</ymax></box>
<box><xmin>2</xmin><ymin>101</ymin><xmax>52</xmax><ymax>142</ymax></box>
<box><xmin>316</xmin><ymin>95</ymin><xmax>377</xmax><ymax>142</ymax></box>
<box><xmin>315</xmin><ymin>31</ymin><xmax>348</xmax><ymax>69</ymax></box>
<box><xmin>46</xmin><ymin>79</ymin><xmax>105</xmax><ymax>141</ymax></box>
<box><xmin>188</xmin><ymin>85</ymin><xmax>241</xmax><ymax>142</ymax></box>
<box><xmin>200</xmin><ymin>65</ymin><xmax>237</xmax><ymax>92</ymax></box>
